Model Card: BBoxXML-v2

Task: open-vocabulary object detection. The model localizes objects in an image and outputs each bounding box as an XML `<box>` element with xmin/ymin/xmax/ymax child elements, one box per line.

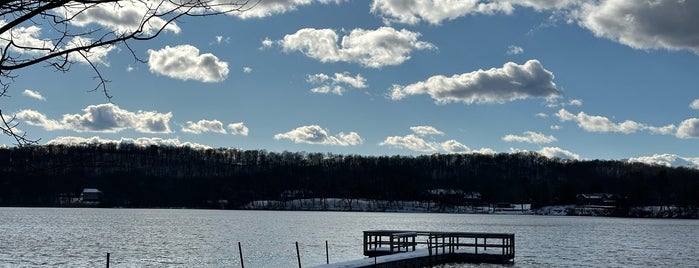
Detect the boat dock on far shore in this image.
<box><xmin>313</xmin><ymin>230</ymin><xmax>515</xmax><ymax>268</ymax></box>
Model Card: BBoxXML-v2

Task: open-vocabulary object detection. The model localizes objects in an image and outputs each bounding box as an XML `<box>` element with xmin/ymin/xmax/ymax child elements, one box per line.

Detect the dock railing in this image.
<box><xmin>363</xmin><ymin>231</ymin><xmax>417</xmax><ymax>257</ymax></box>
<box><xmin>363</xmin><ymin>230</ymin><xmax>514</xmax><ymax>263</ymax></box>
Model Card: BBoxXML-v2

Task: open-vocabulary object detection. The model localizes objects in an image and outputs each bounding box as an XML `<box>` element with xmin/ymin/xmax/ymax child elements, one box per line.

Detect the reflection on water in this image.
<box><xmin>0</xmin><ymin>208</ymin><xmax>697</xmax><ymax>267</ymax></box>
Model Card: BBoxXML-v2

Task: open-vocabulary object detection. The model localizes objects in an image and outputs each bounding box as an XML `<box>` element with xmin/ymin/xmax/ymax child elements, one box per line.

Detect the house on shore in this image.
<box><xmin>82</xmin><ymin>188</ymin><xmax>103</xmax><ymax>203</ymax></box>
<box><xmin>576</xmin><ymin>193</ymin><xmax>619</xmax><ymax>207</ymax></box>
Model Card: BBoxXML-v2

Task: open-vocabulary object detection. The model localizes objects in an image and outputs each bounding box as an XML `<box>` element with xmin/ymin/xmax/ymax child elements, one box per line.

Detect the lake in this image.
<box><xmin>0</xmin><ymin>208</ymin><xmax>697</xmax><ymax>267</ymax></box>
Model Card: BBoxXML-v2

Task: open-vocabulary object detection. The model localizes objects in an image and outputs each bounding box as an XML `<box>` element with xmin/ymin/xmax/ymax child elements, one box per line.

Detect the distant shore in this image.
<box><xmin>239</xmin><ymin>198</ymin><xmax>698</xmax><ymax>219</ymax></box>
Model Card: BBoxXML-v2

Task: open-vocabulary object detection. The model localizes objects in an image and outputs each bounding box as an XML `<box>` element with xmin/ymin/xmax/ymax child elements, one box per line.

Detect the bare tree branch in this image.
<box><xmin>0</xmin><ymin>0</ymin><xmax>259</xmax><ymax>146</ymax></box>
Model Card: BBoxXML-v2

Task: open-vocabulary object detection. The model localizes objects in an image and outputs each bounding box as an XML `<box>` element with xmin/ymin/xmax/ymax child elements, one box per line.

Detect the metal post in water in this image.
<box><xmin>325</xmin><ymin>240</ymin><xmax>329</xmax><ymax>264</ymax></box>
<box><xmin>296</xmin><ymin>241</ymin><xmax>302</xmax><ymax>268</ymax></box>
<box><xmin>106</xmin><ymin>253</ymin><xmax>110</xmax><ymax>268</ymax></box>
<box><xmin>238</xmin><ymin>242</ymin><xmax>244</xmax><ymax>268</ymax></box>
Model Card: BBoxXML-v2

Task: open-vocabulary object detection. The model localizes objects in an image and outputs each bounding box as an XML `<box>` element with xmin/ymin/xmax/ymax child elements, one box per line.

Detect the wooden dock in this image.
<box><xmin>314</xmin><ymin>230</ymin><xmax>514</xmax><ymax>268</ymax></box>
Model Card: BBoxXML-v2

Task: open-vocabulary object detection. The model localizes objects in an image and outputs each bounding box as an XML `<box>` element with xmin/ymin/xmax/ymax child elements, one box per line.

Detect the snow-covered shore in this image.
<box><xmin>241</xmin><ymin>198</ymin><xmax>698</xmax><ymax>218</ymax></box>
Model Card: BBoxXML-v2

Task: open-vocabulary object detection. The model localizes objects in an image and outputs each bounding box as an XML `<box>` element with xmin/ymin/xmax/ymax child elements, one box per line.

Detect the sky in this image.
<box><xmin>2</xmin><ymin>0</ymin><xmax>699</xmax><ymax>168</ymax></box>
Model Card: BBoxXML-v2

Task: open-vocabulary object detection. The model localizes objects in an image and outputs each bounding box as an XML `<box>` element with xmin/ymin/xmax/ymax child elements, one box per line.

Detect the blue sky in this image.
<box><xmin>2</xmin><ymin>0</ymin><xmax>699</xmax><ymax>167</ymax></box>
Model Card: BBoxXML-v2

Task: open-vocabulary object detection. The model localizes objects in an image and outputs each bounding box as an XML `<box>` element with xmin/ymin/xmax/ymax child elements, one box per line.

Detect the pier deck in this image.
<box><xmin>315</xmin><ymin>230</ymin><xmax>514</xmax><ymax>268</ymax></box>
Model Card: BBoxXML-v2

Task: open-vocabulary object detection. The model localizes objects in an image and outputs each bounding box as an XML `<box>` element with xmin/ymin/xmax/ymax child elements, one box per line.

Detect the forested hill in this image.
<box><xmin>1</xmin><ymin>144</ymin><xmax>697</xmax><ymax>209</ymax></box>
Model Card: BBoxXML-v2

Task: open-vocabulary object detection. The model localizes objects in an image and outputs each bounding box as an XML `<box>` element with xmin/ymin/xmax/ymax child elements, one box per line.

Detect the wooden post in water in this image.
<box><xmin>238</xmin><ymin>242</ymin><xmax>244</xmax><ymax>268</ymax></box>
<box><xmin>106</xmin><ymin>253</ymin><xmax>110</xmax><ymax>268</ymax></box>
<box><xmin>296</xmin><ymin>241</ymin><xmax>302</xmax><ymax>268</ymax></box>
<box><xmin>325</xmin><ymin>240</ymin><xmax>329</xmax><ymax>264</ymax></box>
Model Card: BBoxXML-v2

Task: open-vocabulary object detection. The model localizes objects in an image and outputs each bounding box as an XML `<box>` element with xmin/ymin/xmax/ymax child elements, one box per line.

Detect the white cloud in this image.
<box><xmin>280</xmin><ymin>27</ymin><xmax>434</xmax><ymax>68</ymax></box>
<box><xmin>16</xmin><ymin>103</ymin><xmax>172</xmax><ymax>133</ymax></box>
<box><xmin>410</xmin><ymin>125</ymin><xmax>444</xmax><ymax>136</ymax></box>
<box><xmin>628</xmin><ymin>154</ymin><xmax>699</xmax><ymax>168</ymax></box>
<box><xmin>568</xmin><ymin>99</ymin><xmax>583</xmax><ymax>106</ymax></box>
<box><xmin>506</xmin><ymin>45</ymin><xmax>524</xmax><ymax>55</ymax></box>
<box><xmin>379</xmin><ymin>131</ymin><xmax>473</xmax><ymax>154</ymax></box>
<box><xmin>261</xmin><ymin>37</ymin><xmax>274</xmax><ymax>49</ymax></box>
<box><xmin>503</xmin><ymin>131</ymin><xmax>557</xmax><ymax>144</ymax></box>
<box><xmin>62</xmin><ymin>1</ymin><xmax>181</xmax><ymax>35</ymax></box>
<box><xmin>471</xmin><ymin>147</ymin><xmax>497</xmax><ymax>155</ymax></box>
<box><xmin>690</xmin><ymin>99</ymin><xmax>699</xmax><ymax>110</ymax></box>
<box><xmin>274</xmin><ymin>125</ymin><xmax>363</xmax><ymax>146</ymax></box>
<box><xmin>390</xmin><ymin>60</ymin><xmax>561</xmax><ymax>104</ymax></box>
<box><xmin>228</xmin><ymin>122</ymin><xmax>249</xmax><ymax>136</ymax></box>
<box><xmin>677</xmin><ymin>118</ymin><xmax>699</xmax><ymax>139</ymax></box>
<box><xmin>555</xmin><ymin>109</ymin><xmax>646</xmax><ymax>134</ymax></box>
<box><xmin>307</xmin><ymin>72</ymin><xmax>367</xmax><ymax>95</ymax></box>
<box><xmin>243</xmin><ymin>67</ymin><xmax>253</xmax><ymax>73</ymax></box>
<box><xmin>214</xmin><ymin>35</ymin><xmax>230</xmax><ymax>44</ymax></box>
<box><xmin>22</xmin><ymin>89</ymin><xmax>46</xmax><ymax>101</ymax></box>
<box><xmin>538</xmin><ymin>147</ymin><xmax>580</xmax><ymax>160</ymax></box>
<box><xmin>578</xmin><ymin>0</ymin><xmax>699</xmax><ymax>54</ymax></box>
<box><xmin>64</xmin><ymin>36</ymin><xmax>116</xmax><ymax>66</ymax></box>
<box><xmin>441</xmin><ymin>139</ymin><xmax>470</xmax><ymax>153</ymax></box>
<box><xmin>535</xmin><ymin>113</ymin><xmax>548</xmax><ymax>118</ymax></box>
<box><xmin>148</xmin><ymin>45</ymin><xmax>229</xmax><ymax>83</ymax></box>
<box><xmin>182</xmin><ymin>119</ymin><xmax>227</xmax><ymax>134</ymax></box>
<box><xmin>47</xmin><ymin>136</ymin><xmax>210</xmax><ymax>150</ymax></box>
<box><xmin>370</xmin><ymin>0</ymin><xmax>580</xmax><ymax>25</ymax></box>
<box><xmin>234</xmin><ymin>0</ymin><xmax>345</xmax><ymax>19</ymax></box>
<box><xmin>370</xmin><ymin>0</ymin><xmax>514</xmax><ymax>25</ymax></box>
<box><xmin>379</xmin><ymin>134</ymin><xmax>439</xmax><ymax>153</ymax></box>
<box><xmin>550</xmin><ymin>125</ymin><xmax>562</xmax><ymax>130</ymax></box>
<box><xmin>556</xmin><ymin>109</ymin><xmax>696</xmax><ymax>138</ymax></box>
<box><xmin>14</xmin><ymin>110</ymin><xmax>64</xmax><ymax>131</ymax></box>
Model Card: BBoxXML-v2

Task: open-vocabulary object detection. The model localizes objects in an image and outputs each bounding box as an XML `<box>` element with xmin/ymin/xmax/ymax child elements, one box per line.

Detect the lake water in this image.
<box><xmin>0</xmin><ymin>208</ymin><xmax>697</xmax><ymax>267</ymax></box>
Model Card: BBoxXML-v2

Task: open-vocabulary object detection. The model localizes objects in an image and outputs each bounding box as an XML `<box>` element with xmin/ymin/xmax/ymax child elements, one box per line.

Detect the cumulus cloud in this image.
<box><xmin>538</xmin><ymin>146</ymin><xmax>580</xmax><ymax>160</ymax></box>
<box><xmin>22</xmin><ymin>89</ymin><xmax>46</xmax><ymax>101</ymax></box>
<box><xmin>16</xmin><ymin>103</ymin><xmax>172</xmax><ymax>133</ymax></box>
<box><xmin>261</xmin><ymin>37</ymin><xmax>274</xmax><ymax>49</ymax></box>
<box><xmin>47</xmin><ymin>136</ymin><xmax>210</xmax><ymax>150</ymax></box>
<box><xmin>555</xmin><ymin>109</ymin><xmax>646</xmax><ymax>134</ymax></box>
<box><xmin>274</xmin><ymin>125</ymin><xmax>363</xmax><ymax>146</ymax></box>
<box><xmin>379</xmin><ymin>129</ymin><xmax>478</xmax><ymax>154</ymax></box>
<box><xmin>148</xmin><ymin>45</ymin><xmax>229</xmax><ymax>83</ymax></box>
<box><xmin>0</xmin><ymin>21</ymin><xmax>113</xmax><ymax>65</ymax></box>
<box><xmin>441</xmin><ymin>139</ymin><xmax>470</xmax><ymax>153</ymax></box>
<box><xmin>677</xmin><ymin>118</ymin><xmax>699</xmax><ymax>139</ymax></box>
<box><xmin>568</xmin><ymin>99</ymin><xmax>583</xmax><ymax>106</ymax></box>
<box><xmin>307</xmin><ymin>72</ymin><xmax>367</xmax><ymax>95</ymax></box>
<box><xmin>503</xmin><ymin>131</ymin><xmax>557</xmax><ymax>144</ymax></box>
<box><xmin>62</xmin><ymin>1</ymin><xmax>181</xmax><ymax>35</ymax></box>
<box><xmin>690</xmin><ymin>99</ymin><xmax>699</xmax><ymax>110</ymax></box>
<box><xmin>390</xmin><ymin>60</ymin><xmax>561</xmax><ymax>104</ymax></box>
<box><xmin>280</xmin><ymin>27</ymin><xmax>434</xmax><ymax>68</ymax></box>
<box><xmin>379</xmin><ymin>134</ymin><xmax>439</xmax><ymax>153</ymax></box>
<box><xmin>243</xmin><ymin>67</ymin><xmax>253</xmax><ymax>73</ymax></box>
<box><xmin>228</xmin><ymin>122</ymin><xmax>249</xmax><ymax>136</ymax></box>
<box><xmin>65</xmin><ymin>36</ymin><xmax>116</xmax><ymax>66</ymax></box>
<box><xmin>410</xmin><ymin>125</ymin><xmax>444</xmax><ymax>136</ymax></box>
<box><xmin>370</xmin><ymin>0</ymin><xmax>579</xmax><ymax>25</ymax></box>
<box><xmin>370</xmin><ymin>0</ymin><xmax>513</xmax><ymax>25</ymax></box>
<box><xmin>556</xmin><ymin>109</ymin><xmax>698</xmax><ymax>138</ymax></box>
<box><xmin>182</xmin><ymin>119</ymin><xmax>227</xmax><ymax>134</ymax></box>
<box><xmin>234</xmin><ymin>0</ymin><xmax>345</xmax><ymax>19</ymax></box>
<box><xmin>506</xmin><ymin>45</ymin><xmax>524</xmax><ymax>55</ymax></box>
<box><xmin>578</xmin><ymin>0</ymin><xmax>699</xmax><ymax>54</ymax></box>
<box><xmin>628</xmin><ymin>154</ymin><xmax>699</xmax><ymax>168</ymax></box>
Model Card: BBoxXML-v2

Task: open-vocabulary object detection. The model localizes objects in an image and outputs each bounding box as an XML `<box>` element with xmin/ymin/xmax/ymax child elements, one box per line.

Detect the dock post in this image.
<box><xmin>106</xmin><ymin>253</ymin><xmax>110</xmax><ymax>268</ymax></box>
<box><xmin>296</xmin><ymin>241</ymin><xmax>302</xmax><ymax>268</ymax></box>
<box><xmin>325</xmin><ymin>240</ymin><xmax>329</xmax><ymax>264</ymax></box>
<box><xmin>238</xmin><ymin>242</ymin><xmax>245</xmax><ymax>268</ymax></box>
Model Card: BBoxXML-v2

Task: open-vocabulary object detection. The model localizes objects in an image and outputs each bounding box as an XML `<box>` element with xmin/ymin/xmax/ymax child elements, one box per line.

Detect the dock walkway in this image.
<box><xmin>314</xmin><ymin>230</ymin><xmax>514</xmax><ymax>268</ymax></box>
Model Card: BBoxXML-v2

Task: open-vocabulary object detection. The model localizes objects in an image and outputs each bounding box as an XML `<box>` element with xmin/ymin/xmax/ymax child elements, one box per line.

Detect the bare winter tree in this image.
<box><xmin>0</xmin><ymin>0</ymin><xmax>258</xmax><ymax>146</ymax></box>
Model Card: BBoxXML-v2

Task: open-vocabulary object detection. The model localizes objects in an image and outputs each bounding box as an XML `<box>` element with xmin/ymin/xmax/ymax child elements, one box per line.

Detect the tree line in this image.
<box><xmin>1</xmin><ymin>144</ymin><xmax>697</xmax><ymax>210</ymax></box>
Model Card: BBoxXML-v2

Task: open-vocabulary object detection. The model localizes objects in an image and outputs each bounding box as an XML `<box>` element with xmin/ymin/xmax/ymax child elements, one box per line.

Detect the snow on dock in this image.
<box><xmin>313</xmin><ymin>230</ymin><xmax>515</xmax><ymax>268</ymax></box>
